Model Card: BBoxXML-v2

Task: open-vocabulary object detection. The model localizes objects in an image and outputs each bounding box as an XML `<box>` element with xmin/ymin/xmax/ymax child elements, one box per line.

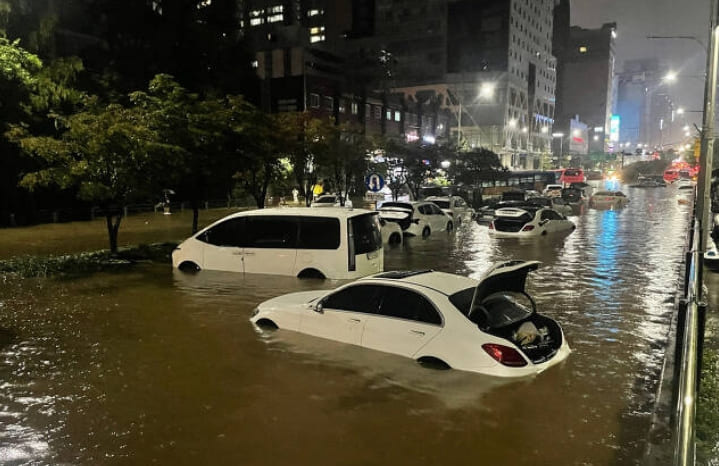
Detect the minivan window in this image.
<box><xmin>432</xmin><ymin>200</ymin><xmax>450</xmax><ymax>209</ymax></box>
<box><xmin>378</xmin><ymin>287</ymin><xmax>442</xmax><ymax>325</ymax></box>
<box><xmin>245</xmin><ymin>216</ymin><xmax>298</xmax><ymax>248</ymax></box>
<box><xmin>298</xmin><ymin>217</ymin><xmax>340</xmax><ymax>249</ymax></box>
<box><xmin>199</xmin><ymin>217</ymin><xmax>246</xmax><ymax>247</ymax></box>
<box><xmin>350</xmin><ymin>213</ymin><xmax>382</xmax><ymax>254</ymax></box>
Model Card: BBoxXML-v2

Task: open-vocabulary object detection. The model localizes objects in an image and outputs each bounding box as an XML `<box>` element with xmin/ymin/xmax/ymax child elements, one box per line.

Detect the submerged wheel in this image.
<box><xmin>417</xmin><ymin>356</ymin><xmax>451</xmax><ymax>370</ymax></box>
<box><xmin>389</xmin><ymin>232</ymin><xmax>402</xmax><ymax>245</ymax></box>
<box><xmin>297</xmin><ymin>268</ymin><xmax>326</xmax><ymax>279</ymax></box>
<box><xmin>422</xmin><ymin>227</ymin><xmax>431</xmax><ymax>238</ymax></box>
<box><xmin>178</xmin><ymin>261</ymin><xmax>201</xmax><ymax>273</ymax></box>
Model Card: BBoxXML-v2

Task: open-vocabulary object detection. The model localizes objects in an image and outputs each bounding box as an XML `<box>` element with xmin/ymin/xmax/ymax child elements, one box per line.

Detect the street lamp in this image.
<box><xmin>552</xmin><ymin>132</ymin><xmax>565</xmax><ymax>167</ymax></box>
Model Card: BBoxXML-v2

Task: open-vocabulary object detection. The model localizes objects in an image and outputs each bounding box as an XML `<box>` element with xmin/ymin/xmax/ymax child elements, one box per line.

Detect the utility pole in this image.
<box><xmin>696</xmin><ymin>0</ymin><xmax>719</xmax><ymax>255</ymax></box>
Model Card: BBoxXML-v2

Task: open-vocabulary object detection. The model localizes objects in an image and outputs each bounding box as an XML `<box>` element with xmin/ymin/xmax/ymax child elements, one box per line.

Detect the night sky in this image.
<box><xmin>572</xmin><ymin>0</ymin><xmax>711</xmax><ymax>128</ymax></box>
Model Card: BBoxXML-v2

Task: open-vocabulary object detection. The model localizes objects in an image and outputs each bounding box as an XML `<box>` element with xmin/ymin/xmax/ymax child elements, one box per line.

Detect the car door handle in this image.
<box><xmin>243</xmin><ymin>252</ymin><xmax>255</xmax><ymax>256</ymax></box>
<box><xmin>348</xmin><ymin>318</ymin><xmax>361</xmax><ymax>323</ymax></box>
<box><xmin>410</xmin><ymin>330</ymin><xmax>425</xmax><ymax>336</ymax></box>
<box><xmin>232</xmin><ymin>251</ymin><xmax>243</xmax><ymax>255</ymax></box>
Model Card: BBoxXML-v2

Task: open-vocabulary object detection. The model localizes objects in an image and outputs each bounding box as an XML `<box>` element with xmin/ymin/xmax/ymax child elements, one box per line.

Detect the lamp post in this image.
<box><xmin>552</xmin><ymin>132</ymin><xmax>565</xmax><ymax>168</ymax></box>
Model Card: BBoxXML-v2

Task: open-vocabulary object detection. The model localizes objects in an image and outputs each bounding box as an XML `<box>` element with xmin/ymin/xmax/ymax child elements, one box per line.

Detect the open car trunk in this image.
<box><xmin>485</xmin><ymin>314</ymin><xmax>563</xmax><ymax>363</ymax></box>
<box><xmin>468</xmin><ymin>261</ymin><xmax>563</xmax><ymax>363</ymax></box>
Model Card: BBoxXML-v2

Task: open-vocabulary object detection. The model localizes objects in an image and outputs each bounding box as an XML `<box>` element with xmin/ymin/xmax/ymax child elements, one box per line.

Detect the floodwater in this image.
<box><xmin>0</xmin><ymin>184</ymin><xmax>691</xmax><ymax>465</ymax></box>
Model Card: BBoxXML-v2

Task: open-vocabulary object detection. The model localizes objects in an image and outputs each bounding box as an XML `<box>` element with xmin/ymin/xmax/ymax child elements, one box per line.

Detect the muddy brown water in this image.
<box><xmin>0</xmin><ymin>184</ymin><xmax>691</xmax><ymax>465</ymax></box>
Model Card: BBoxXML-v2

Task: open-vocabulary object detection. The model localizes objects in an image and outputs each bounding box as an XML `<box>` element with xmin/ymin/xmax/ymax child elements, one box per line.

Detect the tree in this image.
<box><xmin>384</xmin><ymin>140</ymin><xmax>439</xmax><ymax>200</ymax></box>
<box><xmin>9</xmin><ymin>97</ymin><xmax>178</xmax><ymax>253</ymax></box>
<box><xmin>451</xmin><ymin>148</ymin><xmax>506</xmax><ymax>186</ymax></box>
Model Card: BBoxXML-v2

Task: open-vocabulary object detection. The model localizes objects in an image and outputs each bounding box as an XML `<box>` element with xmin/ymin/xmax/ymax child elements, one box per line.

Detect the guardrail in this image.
<box><xmin>674</xmin><ymin>217</ymin><xmax>707</xmax><ymax>465</ymax></box>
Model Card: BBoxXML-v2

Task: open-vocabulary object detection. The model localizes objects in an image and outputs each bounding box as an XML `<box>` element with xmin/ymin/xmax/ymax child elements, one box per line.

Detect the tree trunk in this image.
<box><xmin>191</xmin><ymin>199</ymin><xmax>199</xmax><ymax>234</ymax></box>
<box><xmin>105</xmin><ymin>213</ymin><xmax>122</xmax><ymax>255</ymax></box>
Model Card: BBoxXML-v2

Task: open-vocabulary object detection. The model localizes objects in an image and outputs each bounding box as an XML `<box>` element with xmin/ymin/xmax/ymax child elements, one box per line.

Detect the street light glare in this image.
<box><xmin>479</xmin><ymin>82</ymin><xmax>496</xmax><ymax>98</ymax></box>
<box><xmin>677</xmin><ymin>108</ymin><xmax>685</xmax><ymax>114</ymax></box>
<box><xmin>552</xmin><ymin>132</ymin><xmax>564</xmax><ymax>138</ymax></box>
<box><xmin>508</xmin><ymin>118</ymin><xmax>518</xmax><ymax>128</ymax></box>
<box><xmin>664</xmin><ymin>71</ymin><xmax>678</xmax><ymax>82</ymax></box>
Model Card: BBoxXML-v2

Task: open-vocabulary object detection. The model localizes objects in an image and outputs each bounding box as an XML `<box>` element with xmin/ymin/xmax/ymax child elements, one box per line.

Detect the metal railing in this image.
<box><xmin>674</xmin><ymin>217</ymin><xmax>706</xmax><ymax>465</ymax></box>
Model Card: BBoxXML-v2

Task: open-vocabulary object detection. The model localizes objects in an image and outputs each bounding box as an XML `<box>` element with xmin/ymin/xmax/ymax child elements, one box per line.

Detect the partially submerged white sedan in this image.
<box><xmin>489</xmin><ymin>206</ymin><xmax>575</xmax><ymax>238</ymax></box>
<box><xmin>251</xmin><ymin>261</ymin><xmax>570</xmax><ymax>377</ymax></box>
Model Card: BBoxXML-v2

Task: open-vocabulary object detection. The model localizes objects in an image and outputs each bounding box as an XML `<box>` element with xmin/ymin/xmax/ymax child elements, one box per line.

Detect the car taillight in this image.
<box><xmin>489</xmin><ymin>221</ymin><xmax>494</xmax><ymax>230</ymax></box>
<box><xmin>521</xmin><ymin>225</ymin><xmax>535</xmax><ymax>231</ymax></box>
<box><xmin>482</xmin><ymin>343</ymin><xmax>528</xmax><ymax>367</ymax></box>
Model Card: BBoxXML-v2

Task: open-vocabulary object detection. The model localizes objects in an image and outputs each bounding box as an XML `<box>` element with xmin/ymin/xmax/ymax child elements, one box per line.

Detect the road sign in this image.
<box><xmin>365</xmin><ymin>173</ymin><xmax>385</xmax><ymax>192</ymax></box>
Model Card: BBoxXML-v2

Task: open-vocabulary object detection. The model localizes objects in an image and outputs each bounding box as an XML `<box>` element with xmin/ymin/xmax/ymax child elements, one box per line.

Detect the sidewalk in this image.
<box><xmin>0</xmin><ymin>208</ymin><xmax>237</xmax><ymax>260</ymax></box>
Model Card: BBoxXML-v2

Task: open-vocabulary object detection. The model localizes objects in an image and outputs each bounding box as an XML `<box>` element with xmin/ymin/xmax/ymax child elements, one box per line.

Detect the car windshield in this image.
<box><xmin>316</xmin><ymin>196</ymin><xmax>336</xmax><ymax>203</ymax></box>
<box><xmin>381</xmin><ymin>202</ymin><xmax>412</xmax><ymax>210</ymax></box>
<box><xmin>432</xmin><ymin>200</ymin><xmax>450</xmax><ymax>209</ymax></box>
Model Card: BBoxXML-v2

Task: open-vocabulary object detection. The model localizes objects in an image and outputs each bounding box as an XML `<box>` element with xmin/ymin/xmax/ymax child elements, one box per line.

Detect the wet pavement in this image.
<box><xmin>0</xmin><ymin>184</ymin><xmax>693</xmax><ymax>465</ymax></box>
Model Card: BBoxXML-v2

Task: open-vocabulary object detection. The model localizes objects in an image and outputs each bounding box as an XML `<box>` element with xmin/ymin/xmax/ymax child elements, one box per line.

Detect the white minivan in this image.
<box><xmin>172</xmin><ymin>208</ymin><xmax>383</xmax><ymax>279</ymax></box>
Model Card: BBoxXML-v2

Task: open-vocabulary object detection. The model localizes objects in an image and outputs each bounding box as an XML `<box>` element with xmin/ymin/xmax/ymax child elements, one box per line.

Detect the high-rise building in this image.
<box><xmin>553</xmin><ymin>18</ymin><xmax>617</xmax><ymax>157</ymax></box>
<box><xmin>615</xmin><ymin>58</ymin><xmax>677</xmax><ymax>152</ymax></box>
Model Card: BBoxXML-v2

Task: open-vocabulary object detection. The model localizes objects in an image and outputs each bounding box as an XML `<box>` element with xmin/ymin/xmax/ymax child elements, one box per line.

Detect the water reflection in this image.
<box><xmin>0</xmin><ymin>185</ymin><xmax>691</xmax><ymax>465</ymax></box>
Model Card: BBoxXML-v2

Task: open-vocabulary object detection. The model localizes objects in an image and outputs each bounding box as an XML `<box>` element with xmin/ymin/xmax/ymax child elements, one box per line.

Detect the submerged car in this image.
<box><xmin>250</xmin><ymin>261</ymin><xmax>570</xmax><ymax>377</ymax></box>
<box><xmin>543</xmin><ymin>184</ymin><xmax>564</xmax><ymax>197</ymax></box>
<box><xmin>489</xmin><ymin>206</ymin><xmax>575</xmax><ymax>238</ymax></box>
<box><xmin>378</xmin><ymin>201</ymin><xmax>453</xmax><ymax>237</ymax></box>
<box><xmin>379</xmin><ymin>218</ymin><xmax>403</xmax><ymax>245</ymax></box>
<box><xmin>425</xmin><ymin>196</ymin><xmax>475</xmax><ymax>225</ymax></box>
<box><xmin>589</xmin><ymin>191</ymin><xmax>629</xmax><ymax>209</ymax></box>
<box><xmin>526</xmin><ymin>196</ymin><xmax>573</xmax><ymax>216</ymax></box>
<box><xmin>475</xmin><ymin>200</ymin><xmax>527</xmax><ymax>225</ymax></box>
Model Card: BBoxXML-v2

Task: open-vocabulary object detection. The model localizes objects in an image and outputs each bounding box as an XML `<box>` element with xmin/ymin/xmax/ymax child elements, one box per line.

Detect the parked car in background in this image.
<box><xmin>311</xmin><ymin>194</ymin><xmax>353</xmax><ymax>208</ymax></box>
<box><xmin>378</xmin><ymin>201</ymin><xmax>454</xmax><ymax>237</ymax></box>
<box><xmin>425</xmin><ymin>196</ymin><xmax>475</xmax><ymax>225</ymax></box>
<box><xmin>250</xmin><ymin>261</ymin><xmax>571</xmax><ymax>377</ymax></box>
<box><xmin>475</xmin><ymin>200</ymin><xmax>527</xmax><ymax>225</ymax></box>
<box><xmin>631</xmin><ymin>176</ymin><xmax>666</xmax><ymax>188</ymax></box>
<box><xmin>589</xmin><ymin>191</ymin><xmax>629</xmax><ymax>209</ymax></box>
<box><xmin>489</xmin><ymin>206</ymin><xmax>575</xmax><ymax>238</ymax></box>
<box><xmin>172</xmin><ymin>208</ymin><xmax>382</xmax><ymax>279</ymax></box>
<box><xmin>379</xmin><ymin>218</ymin><xmax>403</xmax><ymax>245</ymax></box>
<box><xmin>543</xmin><ymin>184</ymin><xmax>563</xmax><ymax>197</ymax></box>
<box><xmin>526</xmin><ymin>196</ymin><xmax>573</xmax><ymax>216</ymax></box>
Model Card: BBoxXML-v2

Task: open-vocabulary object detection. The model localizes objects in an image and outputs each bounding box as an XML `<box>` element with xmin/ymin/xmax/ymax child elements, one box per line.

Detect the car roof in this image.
<box><xmin>359</xmin><ymin>270</ymin><xmax>478</xmax><ymax>295</ymax></box>
<box><xmin>209</xmin><ymin>207</ymin><xmax>374</xmax><ymax>221</ymax></box>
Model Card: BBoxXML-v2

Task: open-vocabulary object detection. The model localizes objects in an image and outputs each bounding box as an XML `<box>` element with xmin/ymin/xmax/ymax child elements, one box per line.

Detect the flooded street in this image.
<box><xmin>0</xmin><ymin>185</ymin><xmax>691</xmax><ymax>465</ymax></box>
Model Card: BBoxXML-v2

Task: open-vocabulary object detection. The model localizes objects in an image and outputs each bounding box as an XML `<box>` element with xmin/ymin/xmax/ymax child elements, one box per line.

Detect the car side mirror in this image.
<box><xmin>314</xmin><ymin>301</ymin><xmax>324</xmax><ymax>314</ymax></box>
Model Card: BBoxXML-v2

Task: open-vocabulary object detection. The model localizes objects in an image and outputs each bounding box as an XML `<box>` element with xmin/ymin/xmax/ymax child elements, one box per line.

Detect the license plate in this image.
<box><xmin>366</xmin><ymin>250</ymin><xmax>379</xmax><ymax>260</ymax></box>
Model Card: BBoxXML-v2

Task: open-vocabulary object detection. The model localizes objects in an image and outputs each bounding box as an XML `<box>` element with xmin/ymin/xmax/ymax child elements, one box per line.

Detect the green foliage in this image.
<box><xmin>0</xmin><ymin>242</ymin><xmax>178</xmax><ymax>278</ymax></box>
<box><xmin>452</xmin><ymin>148</ymin><xmax>505</xmax><ymax>185</ymax></box>
<box><xmin>0</xmin><ymin>36</ymin><xmax>42</xmax><ymax>124</ymax></box>
<box><xmin>697</xmin><ymin>349</ymin><xmax>719</xmax><ymax>462</ymax></box>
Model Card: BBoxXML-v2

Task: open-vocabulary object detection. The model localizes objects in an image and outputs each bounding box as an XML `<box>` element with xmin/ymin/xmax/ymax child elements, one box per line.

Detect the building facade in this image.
<box><xmin>615</xmin><ymin>58</ymin><xmax>678</xmax><ymax>152</ymax></box>
<box><xmin>553</xmin><ymin>0</ymin><xmax>616</xmax><ymax>160</ymax></box>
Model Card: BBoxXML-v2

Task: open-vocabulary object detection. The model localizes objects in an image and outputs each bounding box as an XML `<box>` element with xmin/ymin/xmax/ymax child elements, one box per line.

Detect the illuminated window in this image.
<box><xmin>267</xmin><ymin>13</ymin><xmax>283</xmax><ymax>23</ymax></box>
<box><xmin>250</xmin><ymin>17</ymin><xmax>264</xmax><ymax>26</ymax></box>
<box><xmin>579</xmin><ymin>46</ymin><xmax>588</xmax><ymax>53</ymax></box>
<box><xmin>307</xmin><ymin>9</ymin><xmax>323</xmax><ymax>17</ymax></box>
<box><xmin>250</xmin><ymin>9</ymin><xmax>263</xmax><ymax>17</ymax></box>
<box><xmin>324</xmin><ymin>96</ymin><xmax>333</xmax><ymax>110</ymax></box>
<box><xmin>374</xmin><ymin>106</ymin><xmax>382</xmax><ymax>120</ymax></box>
<box><xmin>310</xmin><ymin>26</ymin><xmax>325</xmax><ymax>34</ymax></box>
<box><xmin>270</xmin><ymin>5</ymin><xmax>283</xmax><ymax>13</ymax></box>
<box><xmin>251</xmin><ymin>60</ymin><xmax>258</xmax><ymax>68</ymax></box>
<box><xmin>386</xmin><ymin>110</ymin><xmax>391</xmax><ymax>120</ymax></box>
<box><xmin>309</xmin><ymin>93</ymin><xmax>320</xmax><ymax>109</ymax></box>
<box><xmin>394</xmin><ymin>111</ymin><xmax>401</xmax><ymax>122</ymax></box>
<box><xmin>310</xmin><ymin>35</ymin><xmax>325</xmax><ymax>43</ymax></box>
<box><xmin>351</xmin><ymin>102</ymin><xmax>358</xmax><ymax>115</ymax></box>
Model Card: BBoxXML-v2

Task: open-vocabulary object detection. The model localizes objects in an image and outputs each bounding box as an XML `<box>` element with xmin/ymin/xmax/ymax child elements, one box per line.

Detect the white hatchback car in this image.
<box><xmin>250</xmin><ymin>261</ymin><xmax>570</xmax><ymax>377</ymax></box>
<box><xmin>378</xmin><ymin>201</ymin><xmax>454</xmax><ymax>237</ymax></box>
<box><xmin>425</xmin><ymin>196</ymin><xmax>475</xmax><ymax>225</ymax></box>
<box><xmin>490</xmin><ymin>206</ymin><xmax>575</xmax><ymax>238</ymax></box>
